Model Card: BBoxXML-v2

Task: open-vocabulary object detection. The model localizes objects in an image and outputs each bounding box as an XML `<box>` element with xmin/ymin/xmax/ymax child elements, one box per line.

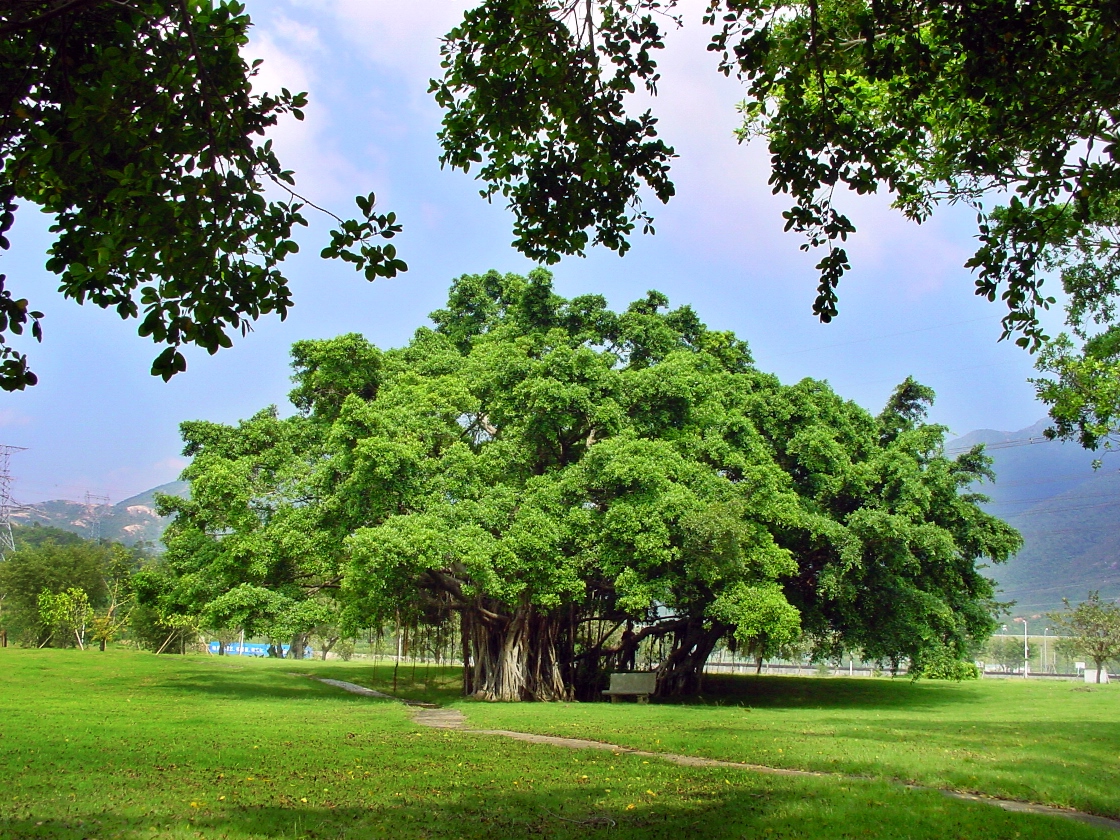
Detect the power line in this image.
<box><xmin>997</xmin><ymin>576</ymin><xmax>1120</xmax><ymax>597</ymax></box>
<box><xmin>0</xmin><ymin>445</ymin><xmax>27</xmax><ymax>559</ymax></box>
<box><xmin>975</xmin><ymin>469</ymin><xmax>1118</xmax><ymax>490</ymax></box>
<box><xmin>986</xmin><ymin>488</ymin><xmax>1120</xmax><ymax>506</ymax></box>
<box><xmin>1003</xmin><ymin>499</ymin><xmax>1120</xmax><ymax>518</ymax></box>
<box><xmin>945</xmin><ymin>435</ymin><xmax>1058</xmax><ymax>456</ymax></box>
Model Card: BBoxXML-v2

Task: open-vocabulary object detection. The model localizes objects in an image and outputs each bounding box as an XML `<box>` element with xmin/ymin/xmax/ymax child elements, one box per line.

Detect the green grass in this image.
<box><xmin>0</xmin><ymin>651</ymin><xmax>1113</xmax><ymax>839</ymax></box>
<box><xmin>447</xmin><ymin>672</ymin><xmax>1120</xmax><ymax>819</ymax></box>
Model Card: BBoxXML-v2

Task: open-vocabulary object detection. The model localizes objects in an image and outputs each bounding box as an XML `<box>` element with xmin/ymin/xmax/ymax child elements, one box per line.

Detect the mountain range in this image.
<box><xmin>949</xmin><ymin>419</ymin><xmax>1120</xmax><ymax>615</ymax></box>
<box><xmin>11</xmin><ymin>421</ymin><xmax>1118</xmax><ymax>614</ymax></box>
<box><xmin>11</xmin><ymin>481</ymin><xmax>189</xmax><ymax>546</ymax></box>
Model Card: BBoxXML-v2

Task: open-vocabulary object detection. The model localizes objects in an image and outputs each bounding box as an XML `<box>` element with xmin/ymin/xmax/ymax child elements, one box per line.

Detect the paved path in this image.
<box><xmin>313</xmin><ymin>677</ymin><xmax>1120</xmax><ymax>834</ymax></box>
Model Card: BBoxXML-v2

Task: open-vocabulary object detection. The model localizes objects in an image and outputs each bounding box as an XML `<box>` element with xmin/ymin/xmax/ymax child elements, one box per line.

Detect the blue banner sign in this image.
<box><xmin>207</xmin><ymin>641</ymin><xmax>314</xmax><ymax>658</ymax></box>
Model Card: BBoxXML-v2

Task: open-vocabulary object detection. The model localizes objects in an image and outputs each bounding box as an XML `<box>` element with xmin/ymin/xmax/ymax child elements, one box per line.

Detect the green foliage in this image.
<box><xmin>1034</xmin><ymin>331</ymin><xmax>1120</xmax><ymax>451</ymax></box>
<box><xmin>433</xmin><ymin>2</ymin><xmax>1120</xmax><ymax>447</ymax></box>
<box><xmin>1050</xmin><ymin>592</ymin><xmax>1120</xmax><ymax>680</ymax></box>
<box><xmin>0</xmin><ymin>539</ymin><xmax>111</xmax><ymax>644</ymax></box>
<box><xmin>37</xmin><ymin>587</ymin><xmax>93</xmax><ymax>650</ymax></box>
<box><xmin>11</xmin><ymin>523</ymin><xmax>87</xmax><ymax>550</ymax></box>
<box><xmin>914</xmin><ymin>646</ymin><xmax>980</xmax><ymax>681</ymax></box>
<box><xmin>334</xmin><ymin>638</ymin><xmax>356</xmax><ymax>661</ymax></box>
<box><xmin>0</xmin><ymin>533</ymin><xmax>143</xmax><ymax>648</ymax></box>
<box><xmin>985</xmin><ymin>635</ymin><xmax>1026</xmax><ymax>672</ymax></box>
<box><xmin>710</xmin><ymin>0</ymin><xmax>1120</xmax><ymax>351</ymax></box>
<box><xmin>0</xmin><ymin>1</ymin><xmax>403</xmax><ymax>390</ymax></box>
<box><xmin>160</xmin><ymin>270</ymin><xmax>1018</xmax><ymax>698</ymax></box>
<box><xmin>432</xmin><ymin>1</ymin><xmax>676</xmax><ymax>263</ymax></box>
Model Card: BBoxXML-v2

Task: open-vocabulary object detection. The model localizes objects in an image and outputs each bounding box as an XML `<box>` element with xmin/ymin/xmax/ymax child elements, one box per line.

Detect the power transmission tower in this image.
<box><xmin>0</xmin><ymin>445</ymin><xmax>27</xmax><ymax>560</ymax></box>
<box><xmin>84</xmin><ymin>491</ymin><xmax>111</xmax><ymax>543</ymax></box>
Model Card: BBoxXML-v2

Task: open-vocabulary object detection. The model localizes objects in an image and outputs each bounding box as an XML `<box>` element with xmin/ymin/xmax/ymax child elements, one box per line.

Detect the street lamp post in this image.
<box><xmin>1014</xmin><ymin>617</ymin><xmax>1029</xmax><ymax>677</ymax></box>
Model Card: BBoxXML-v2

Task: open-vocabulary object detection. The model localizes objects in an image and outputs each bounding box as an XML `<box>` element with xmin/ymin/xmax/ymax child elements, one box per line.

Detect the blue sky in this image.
<box><xmin>1</xmin><ymin>0</ymin><xmax>1066</xmax><ymax>504</ymax></box>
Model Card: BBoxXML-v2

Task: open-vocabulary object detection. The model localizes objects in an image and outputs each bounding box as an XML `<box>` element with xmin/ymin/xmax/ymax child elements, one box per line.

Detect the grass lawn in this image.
<box><xmin>0</xmin><ymin>650</ymin><xmax>1113</xmax><ymax>839</ymax></box>
<box><xmin>443</xmin><ymin>671</ymin><xmax>1120</xmax><ymax>820</ymax></box>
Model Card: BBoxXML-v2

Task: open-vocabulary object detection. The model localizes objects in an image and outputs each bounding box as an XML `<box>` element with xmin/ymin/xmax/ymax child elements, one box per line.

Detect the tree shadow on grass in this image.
<box><xmin>657</xmin><ymin>673</ymin><xmax>982</xmax><ymax>711</ymax></box>
<box><xmin>0</xmin><ymin>779</ymin><xmax>1107</xmax><ymax>840</ymax></box>
<box><xmin>147</xmin><ymin>668</ymin><xmax>385</xmax><ymax>704</ymax></box>
<box><xmin>156</xmin><ymin>658</ymin><xmax>465</xmax><ymax>706</ymax></box>
<box><xmin>156</xmin><ymin>658</ymin><xmax>977</xmax><ymax>712</ymax></box>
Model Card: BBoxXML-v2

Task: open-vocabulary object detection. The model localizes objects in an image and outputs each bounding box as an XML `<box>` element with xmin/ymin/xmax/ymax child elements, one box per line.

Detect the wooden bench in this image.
<box><xmin>602</xmin><ymin>671</ymin><xmax>657</xmax><ymax>703</ymax></box>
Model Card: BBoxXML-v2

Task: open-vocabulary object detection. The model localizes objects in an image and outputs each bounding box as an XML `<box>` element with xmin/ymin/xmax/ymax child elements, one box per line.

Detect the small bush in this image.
<box><xmin>918</xmin><ymin>653</ymin><xmax>980</xmax><ymax>681</ymax></box>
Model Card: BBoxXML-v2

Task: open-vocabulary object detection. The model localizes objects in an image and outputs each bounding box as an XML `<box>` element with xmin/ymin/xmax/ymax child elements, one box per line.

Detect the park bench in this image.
<box><xmin>602</xmin><ymin>671</ymin><xmax>657</xmax><ymax>703</ymax></box>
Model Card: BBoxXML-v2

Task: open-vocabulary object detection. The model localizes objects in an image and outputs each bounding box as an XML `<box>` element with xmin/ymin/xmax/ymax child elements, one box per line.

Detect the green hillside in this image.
<box><xmin>10</xmin><ymin>481</ymin><xmax>189</xmax><ymax>546</ymax></box>
<box><xmin>949</xmin><ymin>421</ymin><xmax>1120</xmax><ymax>614</ymax></box>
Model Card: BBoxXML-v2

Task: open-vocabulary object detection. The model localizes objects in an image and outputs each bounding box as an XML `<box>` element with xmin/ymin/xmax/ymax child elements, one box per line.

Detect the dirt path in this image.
<box><xmin>314</xmin><ymin>677</ymin><xmax>1120</xmax><ymax>834</ymax></box>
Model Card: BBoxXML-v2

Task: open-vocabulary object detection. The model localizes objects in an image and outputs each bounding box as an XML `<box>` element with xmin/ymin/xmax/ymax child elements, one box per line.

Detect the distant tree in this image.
<box><xmin>0</xmin><ymin>540</ymin><xmax>110</xmax><ymax>645</ymax></box>
<box><xmin>1053</xmin><ymin>636</ymin><xmax>1084</xmax><ymax>674</ymax></box>
<box><xmin>12</xmin><ymin>523</ymin><xmax>87</xmax><ymax>550</ymax></box>
<box><xmin>984</xmin><ymin>636</ymin><xmax>1024</xmax><ymax>673</ymax></box>
<box><xmin>89</xmin><ymin>545</ymin><xmax>136</xmax><ymax>651</ymax></box>
<box><xmin>37</xmin><ymin>587</ymin><xmax>93</xmax><ymax>650</ymax></box>
<box><xmin>1050</xmin><ymin>592</ymin><xmax>1120</xmax><ymax>683</ymax></box>
<box><xmin>0</xmin><ymin>533</ymin><xmax>146</xmax><ymax>647</ymax></box>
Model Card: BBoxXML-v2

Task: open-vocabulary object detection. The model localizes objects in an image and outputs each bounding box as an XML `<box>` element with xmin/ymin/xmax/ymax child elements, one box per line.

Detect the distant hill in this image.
<box><xmin>10</xmin><ymin>481</ymin><xmax>189</xmax><ymax>546</ymax></box>
<box><xmin>948</xmin><ymin>421</ymin><xmax>1120</xmax><ymax>614</ymax></box>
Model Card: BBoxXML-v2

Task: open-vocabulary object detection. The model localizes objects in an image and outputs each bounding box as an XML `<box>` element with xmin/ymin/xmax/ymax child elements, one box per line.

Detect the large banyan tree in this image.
<box><xmin>155</xmin><ymin>270</ymin><xmax>1020</xmax><ymax>699</ymax></box>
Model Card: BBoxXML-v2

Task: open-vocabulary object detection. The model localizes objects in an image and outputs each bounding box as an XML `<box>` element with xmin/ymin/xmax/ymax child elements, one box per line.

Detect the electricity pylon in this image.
<box><xmin>0</xmin><ymin>445</ymin><xmax>27</xmax><ymax>559</ymax></box>
<box><xmin>84</xmin><ymin>491</ymin><xmax>111</xmax><ymax>543</ymax></box>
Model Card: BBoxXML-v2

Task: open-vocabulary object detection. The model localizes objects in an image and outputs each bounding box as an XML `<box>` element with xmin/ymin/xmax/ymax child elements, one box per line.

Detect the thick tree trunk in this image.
<box><xmin>467</xmin><ymin>605</ymin><xmax>571</xmax><ymax>701</ymax></box>
<box><xmin>288</xmin><ymin>632</ymin><xmax>310</xmax><ymax>660</ymax></box>
<box><xmin>656</xmin><ymin>620</ymin><xmax>726</xmax><ymax>696</ymax></box>
<box><xmin>460</xmin><ymin>612</ymin><xmax>474</xmax><ymax>696</ymax></box>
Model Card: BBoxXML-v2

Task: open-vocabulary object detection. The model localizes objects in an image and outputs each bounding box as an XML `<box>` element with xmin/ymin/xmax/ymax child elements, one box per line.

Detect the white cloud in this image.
<box><xmin>318</xmin><ymin>0</ymin><xmax>474</xmax><ymax>80</ymax></box>
<box><xmin>245</xmin><ymin>17</ymin><xmax>376</xmax><ymax>205</ymax></box>
<box><xmin>627</xmin><ymin>2</ymin><xmax>973</xmax><ymax>299</ymax></box>
<box><xmin>0</xmin><ymin>408</ymin><xmax>31</xmax><ymax>427</ymax></box>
